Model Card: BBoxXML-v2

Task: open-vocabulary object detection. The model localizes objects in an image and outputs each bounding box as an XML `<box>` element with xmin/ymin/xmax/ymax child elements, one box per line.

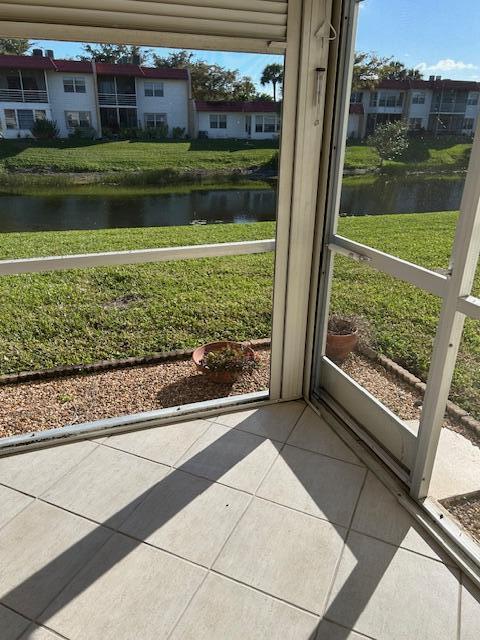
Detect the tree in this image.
<box><xmin>352</xmin><ymin>52</ymin><xmax>423</xmax><ymax>89</ymax></box>
<box><xmin>152</xmin><ymin>50</ymin><xmax>261</xmax><ymax>101</ymax></box>
<box><xmin>79</xmin><ymin>44</ymin><xmax>150</xmax><ymax>64</ymax></box>
<box><xmin>0</xmin><ymin>38</ymin><xmax>31</xmax><ymax>55</ymax></box>
<box><xmin>366</xmin><ymin>120</ymin><xmax>409</xmax><ymax>168</ymax></box>
<box><xmin>260</xmin><ymin>63</ymin><xmax>283</xmax><ymax>102</ymax></box>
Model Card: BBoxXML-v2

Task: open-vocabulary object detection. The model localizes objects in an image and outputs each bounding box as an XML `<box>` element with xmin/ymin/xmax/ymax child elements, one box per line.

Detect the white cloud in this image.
<box><xmin>416</xmin><ymin>59</ymin><xmax>477</xmax><ymax>73</ymax></box>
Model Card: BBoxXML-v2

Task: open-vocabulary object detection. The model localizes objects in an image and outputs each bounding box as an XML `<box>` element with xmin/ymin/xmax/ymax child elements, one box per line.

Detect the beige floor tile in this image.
<box><xmin>19</xmin><ymin>626</ymin><xmax>63</xmax><ymax>639</ymax></box>
<box><xmin>315</xmin><ymin>619</ymin><xmax>371</xmax><ymax>639</ymax></box>
<box><xmin>213</xmin><ymin>401</ymin><xmax>305</xmax><ymax>441</ymax></box>
<box><xmin>0</xmin><ymin>501</ymin><xmax>111</xmax><ymax>619</ymax></box>
<box><xmin>257</xmin><ymin>445</ymin><xmax>365</xmax><ymax>527</ymax></box>
<box><xmin>461</xmin><ymin>577</ymin><xmax>480</xmax><ymax>640</ymax></box>
<box><xmin>0</xmin><ymin>604</ymin><xmax>30</xmax><ymax>640</ymax></box>
<box><xmin>287</xmin><ymin>408</ymin><xmax>361</xmax><ymax>465</ymax></box>
<box><xmin>42</xmin><ymin>445</ymin><xmax>169</xmax><ymax>528</ymax></box>
<box><xmin>175</xmin><ymin>424</ymin><xmax>281</xmax><ymax>493</ymax></box>
<box><xmin>120</xmin><ymin>469</ymin><xmax>250</xmax><ymax>566</ymax></box>
<box><xmin>214</xmin><ymin>498</ymin><xmax>346</xmax><ymax>613</ymax></box>
<box><xmin>0</xmin><ymin>485</ymin><xmax>33</xmax><ymax>529</ymax></box>
<box><xmin>107</xmin><ymin>419</ymin><xmax>211</xmax><ymax>465</ymax></box>
<box><xmin>0</xmin><ymin>441</ymin><xmax>98</xmax><ymax>496</ymax></box>
<box><xmin>41</xmin><ymin>534</ymin><xmax>206</xmax><ymax>640</ymax></box>
<box><xmin>171</xmin><ymin>573</ymin><xmax>320</xmax><ymax>640</ymax></box>
<box><xmin>351</xmin><ymin>472</ymin><xmax>449</xmax><ymax>562</ymax></box>
<box><xmin>326</xmin><ymin>531</ymin><xmax>460</xmax><ymax>640</ymax></box>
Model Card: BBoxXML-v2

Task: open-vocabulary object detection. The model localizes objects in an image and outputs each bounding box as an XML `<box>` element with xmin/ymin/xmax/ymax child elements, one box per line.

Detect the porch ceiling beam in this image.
<box><xmin>0</xmin><ymin>239</ymin><xmax>275</xmax><ymax>276</ymax></box>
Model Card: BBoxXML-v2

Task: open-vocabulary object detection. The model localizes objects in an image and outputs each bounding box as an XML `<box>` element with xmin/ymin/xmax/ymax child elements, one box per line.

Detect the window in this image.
<box><xmin>255</xmin><ymin>115</ymin><xmax>280</xmax><ymax>133</ymax></box>
<box><xmin>350</xmin><ymin>91</ymin><xmax>363</xmax><ymax>104</ymax></box>
<box><xmin>144</xmin><ymin>113</ymin><xmax>167</xmax><ymax>128</ymax></box>
<box><xmin>63</xmin><ymin>77</ymin><xmax>86</xmax><ymax>93</ymax></box>
<box><xmin>4</xmin><ymin>109</ymin><xmax>16</xmax><ymax>129</ymax></box>
<box><xmin>65</xmin><ymin>111</ymin><xmax>91</xmax><ymax>129</ymax></box>
<box><xmin>369</xmin><ymin>92</ymin><xmax>378</xmax><ymax>107</ymax></box>
<box><xmin>467</xmin><ymin>92</ymin><xmax>479</xmax><ymax>106</ymax></box>
<box><xmin>409</xmin><ymin>117</ymin><xmax>423</xmax><ymax>130</ymax></box>
<box><xmin>412</xmin><ymin>92</ymin><xmax>425</xmax><ymax>104</ymax></box>
<box><xmin>378</xmin><ymin>92</ymin><xmax>403</xmax><ymax>107</ymax></box>
<box><xmin>209</xmin><ymin>114</ymin><xmax>227</xmax><ymax>129</ymax></box>
<box><xmin>144</xmin><ymin>82</ymin><xmax>164</xmax><ymax>97</ymax></box>
<box><xmin>463</xmin><ymin>118</ymin><xmax>474</xmax><ymax>130</ymax></box>
<box><xmin>17</xmin><ymin>109</ymin><xmax>35</xmax><ymax>130</ymax></box>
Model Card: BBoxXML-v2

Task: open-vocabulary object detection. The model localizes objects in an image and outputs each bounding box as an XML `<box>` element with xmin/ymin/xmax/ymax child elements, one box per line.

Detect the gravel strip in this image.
<box><xmin>340</xmin><ymin>352</ymin><xmax>480</xmax><ymax>447</ymax></box>
<box><xmin>441</xmin><ymin>492</ymin><xmax>480</xmax><ymax>543</ymax></box>
<box><xmin>0</xmin><ymin>349</ymin><xmax>270</xmax><ymax>438</ymax></box>
<box><xmin>341</xmin><ymin>352</ymin><xmax>422</xmax><ymax>420</ymax></box>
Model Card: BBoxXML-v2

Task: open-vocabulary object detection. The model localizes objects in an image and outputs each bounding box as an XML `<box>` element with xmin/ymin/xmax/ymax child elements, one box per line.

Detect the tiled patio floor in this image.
<box><xmin>0</xmin><ymin>401</ymin><xmax>479</xmax><ymax>639</ymax></box>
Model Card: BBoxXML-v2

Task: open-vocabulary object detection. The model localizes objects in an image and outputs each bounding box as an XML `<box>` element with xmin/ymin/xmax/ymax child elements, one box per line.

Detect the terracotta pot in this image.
<box><xmin>192</xmin><ymin>341</ymin><xmax>255</xmax><ymax>384</ymax></box>
<box><xmin>325</xmin><ymin>330</ymin><xmax>358</xmax><ymax>362</ymax></box>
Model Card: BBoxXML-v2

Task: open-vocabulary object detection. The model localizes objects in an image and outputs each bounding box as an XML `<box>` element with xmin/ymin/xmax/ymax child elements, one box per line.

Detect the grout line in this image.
<box><xmin>320</xmin><ymin>467</ymin><xmax>368</xmax><ymax>619</ymax></box>
<box><xmin>322</xmin><ymin>616</ymin><xmax>376</xmax><ymax>639</ymax></box>
<box><xmin>166</xmin><ymin>406</ymin><xmax>308</xmax><ymax>638</ymax></box>
<box><xmin>0</xmin><ymin>489</ymin><xmax>36</xmax><ymax>535</ymax></box>
<box><xmin>284</xmin><ymin>439</ymin><xmax>366</xmax><ymax>468</ymax></box>
<box><xmin>26</xmin><ymin>622</ymin><xmax>70</xmax><ymax>639</ymax></box>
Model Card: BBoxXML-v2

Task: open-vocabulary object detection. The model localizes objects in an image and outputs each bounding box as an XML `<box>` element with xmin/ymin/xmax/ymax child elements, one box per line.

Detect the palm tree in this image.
<box><xmin>260</xmin><ymin>63</ymin><xmax>284</xmax><ymax>102</ymax></box>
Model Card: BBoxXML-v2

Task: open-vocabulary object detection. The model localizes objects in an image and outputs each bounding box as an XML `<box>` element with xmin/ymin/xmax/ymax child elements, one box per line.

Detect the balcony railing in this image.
<box><xmin>98</xmin><ymin>92</ymin><xmax>137</xmax><ymax>106</ymax></box>
<box><xmin>0</xmin><ymin>88</ymin><xmax>48</xmax><ymax>103</ymax></box>
<box><xmin>431</xmin><ymin>101</ymin><xmax>467</xmax><ymax>114</ymax></box>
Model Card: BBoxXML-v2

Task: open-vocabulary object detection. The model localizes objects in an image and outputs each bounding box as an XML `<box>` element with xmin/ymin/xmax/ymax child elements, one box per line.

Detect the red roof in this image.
<box><xmin>349</xmin><ymin>103</ymin><xmax>364</xmax><ymax>115</ymax></box>
<box><xmin>195</xmin><ymin>100</ymin><xmax>280</xmax><ymax>113</ymax></box>
<box><xmin>376</xmin><ymin>78</ymin><xmax>480</xmax><ymax>91</ymax></box>
<box><xmin>0</xmin><ymin>54</ymin><xmax>188</xmax><ymax>79</ymax></box>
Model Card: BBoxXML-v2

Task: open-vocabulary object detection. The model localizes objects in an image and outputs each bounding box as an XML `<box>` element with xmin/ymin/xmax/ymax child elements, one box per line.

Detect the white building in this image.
<box><xmin>0</xmin><ymin>52</ymin><xmax>192</xmax><ymax>139</ymax></box>
<box><xmin>195</xmin><ymin>100</ymin><xmax>281</xmax><ymax>139</ymax></box>
<box><xmin>347</xmin><ymin>77</ymin><xmax>480</xmax><ymax>139</ymax></box>
<box><xmin>0</xmin><ymin>52</ymin><xmax>282</xmax><ymax>141</ymax></box>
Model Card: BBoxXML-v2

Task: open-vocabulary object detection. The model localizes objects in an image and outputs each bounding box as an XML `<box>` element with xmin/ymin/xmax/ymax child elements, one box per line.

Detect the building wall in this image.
<box><xmin>47</xmin><ymin>72</ymin><xmax>99</xmax><ymax>137</ymax></box>
<box><xmin>135</xmin><ymin>78</ymin><xmax>189</xmax><ymax>136</ymax></box>
<box><xmin>0</xmin><ymin>103</ymin><xmax>53</xmax><ymax>138</ymax></box>
<box><xmin>198</xmin><ymin>111</ymin><xmax>245</xmax><ymax>138</ymax></box>
<box><xmin>406</xmin><ymin>90</ymin><xmax>433</xmax><ymax>129</ymax></box>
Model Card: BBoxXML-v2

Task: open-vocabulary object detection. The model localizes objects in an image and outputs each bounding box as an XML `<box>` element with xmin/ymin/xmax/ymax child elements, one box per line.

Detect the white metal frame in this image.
<box><xmin>0</xmin><ymin>0</ymin><xmax>337</xmax><ymax>443</ymax></box>
<box><xmin>309</xmin><ymin>0</ymin><xmax>480</xmax><ymax>503</ymax></box>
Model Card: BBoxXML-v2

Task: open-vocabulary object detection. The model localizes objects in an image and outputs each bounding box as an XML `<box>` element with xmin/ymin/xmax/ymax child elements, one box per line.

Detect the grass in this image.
<box><xmin>344</xmin><ymin>136</ymin><xmax>472</xmax><ymax>172</ymax></box>
<box><xmin>0</xmin><ymin>139</ymin><xmax>278</xmax><ymax>174</ymax></box>
<box><xmin>0</xmin><ymin>136</ymin><xmax>470</xmax><ymax>177</ymax></box>
<box><xmin>0</xmin><ymin>211</ymin><xmax>478</xmax><ymax>417</ymax></box>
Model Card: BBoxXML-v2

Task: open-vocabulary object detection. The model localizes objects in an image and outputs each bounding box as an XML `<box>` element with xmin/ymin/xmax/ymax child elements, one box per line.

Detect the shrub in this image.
<box><xmin>32</xmin><ymin>119</ymin><xmax>59</xmax><ymax>140</ymax></box>
<box><xmin>69</xmin><ymin>126</ymin><xmax>96</xmax><ymax>140</ymax></box>
<box><xmin>366</xmin><ymin>121</ymin><xmax>409</xmax><ymax>167</ymax></box>
<box><xmin>172</xmin><ymin>126</ymin><xmax>186</xmax><ymax>139</ymax></box>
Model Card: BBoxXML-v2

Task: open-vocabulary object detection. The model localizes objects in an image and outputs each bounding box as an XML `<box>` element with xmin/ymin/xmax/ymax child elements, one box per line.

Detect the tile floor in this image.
<box><xmin>0</xmin><ymin>400</ymin><xmax>478</xmax><ymax>639</ymax></box>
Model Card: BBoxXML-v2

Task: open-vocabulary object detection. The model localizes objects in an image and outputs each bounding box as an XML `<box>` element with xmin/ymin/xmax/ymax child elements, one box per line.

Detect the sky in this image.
<box><xmin>33</xmin><ymin>0</ymin><xmax>480</xmax><ymax>92</ymax></box>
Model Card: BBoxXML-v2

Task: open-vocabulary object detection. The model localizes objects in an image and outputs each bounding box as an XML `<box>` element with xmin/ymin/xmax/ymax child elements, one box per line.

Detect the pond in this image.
<box><xmin>0</xmin><ymin>182</ymin><xmax>276</xmax><ymax>233</ymax></box>
<box><xmin>340</xmin><ymin>174</ymin><xmax>465</xmax><ymax>216</ymax></box>
<box><xmin>0</xmin><ymin>174</ymin><xmax>466</xmax><ymax>233</ymax></box>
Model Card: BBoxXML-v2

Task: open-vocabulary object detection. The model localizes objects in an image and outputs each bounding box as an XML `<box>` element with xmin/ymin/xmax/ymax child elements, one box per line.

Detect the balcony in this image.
<box><xmin>431</xmin><ymin>100</ymin><xmax>468</xmax><ymax>114</ymax></box>
<box><xmin>0</xmin><ymin>401</ymin><xmax>476</xmax><ymax>639</ymax></box>
<box><xmin>98</xmin><ymin>92</ymin><xmax>137</xmax><ymax>106</ymax></box>
<box><xmin>0</xmin><ymin>88</ymin><xmax>48</xmax><ymax>103</ymax></box>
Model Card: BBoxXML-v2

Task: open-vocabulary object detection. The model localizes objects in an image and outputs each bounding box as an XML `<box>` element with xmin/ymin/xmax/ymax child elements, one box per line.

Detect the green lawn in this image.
<box><xmin>344</xmin><ymin>136</ymin><xmax>472</xmax><ymax>172</ymax></box>
<box><xmin>0</xmin><ymin>211</ymin><xmax>478</xmax><ymax>417</ymax></box>
<box><xmin>0</xmin><ymin>139</ymin><xmax>278</xmax><ymax>174</ymax></box>
<box><xmin>0</xmin><ymin>136</ymin><xmax>471</xmax><ymax>176</ymax></box>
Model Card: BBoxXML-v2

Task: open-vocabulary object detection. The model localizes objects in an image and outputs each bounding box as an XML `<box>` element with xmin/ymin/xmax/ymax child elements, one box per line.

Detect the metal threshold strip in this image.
<box><xmin>0</xmin><ymin>390</ymin><xmax>270</xmax><ymax>457</ymax></box>
<box><xmin>308</xmin><ymin>394</ymin><xmax>480</xmax><ymax>589</ymax></box>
